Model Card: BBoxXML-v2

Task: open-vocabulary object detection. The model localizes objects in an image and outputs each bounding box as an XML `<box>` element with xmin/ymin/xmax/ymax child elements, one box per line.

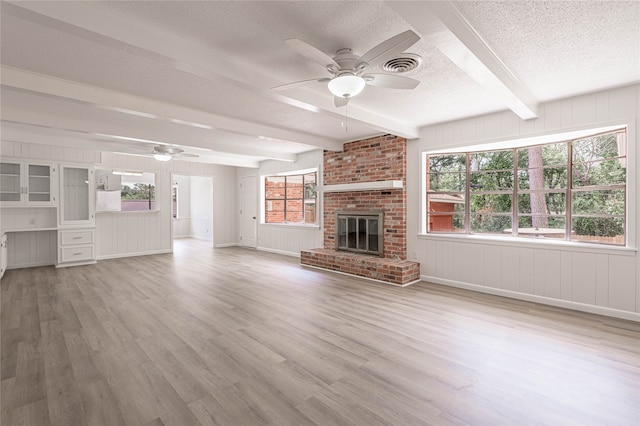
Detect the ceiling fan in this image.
<box><xmin>272</xmin><ymin>30</ymin><xmax>421</xmax><ymax>107</ymax></box>
<box><xmin>149</xmin><ymin>145</ymin><xmax>199</xmax><ymax>161</ymax></box>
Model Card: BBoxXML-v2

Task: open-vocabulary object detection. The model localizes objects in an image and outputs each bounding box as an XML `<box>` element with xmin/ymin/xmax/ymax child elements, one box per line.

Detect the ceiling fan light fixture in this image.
<box><xmin>153</xmin><ymin>153</ymin><xmax>172</xmax><ymax>161</ymax></box>
<box><xmin>328</xmin><ymin>74</ymin><xmax>366</xmax><ymax>98</ymax></box>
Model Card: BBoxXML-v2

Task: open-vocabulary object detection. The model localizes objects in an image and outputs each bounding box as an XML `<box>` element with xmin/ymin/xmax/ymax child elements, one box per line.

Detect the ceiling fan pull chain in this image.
<box><xmin>345</xmin><ymin>102</ymin><xmax>348</xmax><ymax>133</ymax></box>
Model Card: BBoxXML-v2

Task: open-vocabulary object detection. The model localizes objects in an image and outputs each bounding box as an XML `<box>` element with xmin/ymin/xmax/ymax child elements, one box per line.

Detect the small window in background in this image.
<box><xmin>172</xmin><ymin>183</ymin><xmax>178</xmax><ymax>218</ymax></box>
<box><xmin>96</xmin><ymin>170</ymin><xmax>156</xmax><ymax>212</ymax></box>
<box><xmin>264</xmin><ymin>171</ymin><xmax>318</xmax><ymax>225</ymax></box>
<box><xmin>121</xmin><ymin>173</ymin><xmax>156</xmax><ymax>211</ymax></box>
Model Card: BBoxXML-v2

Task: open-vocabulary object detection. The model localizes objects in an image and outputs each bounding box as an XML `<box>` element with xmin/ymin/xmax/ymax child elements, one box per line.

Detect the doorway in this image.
<box><xmin>171</xmin><ymin>174</ymin><xmax>214</xmax><ymax>248</ymax></box>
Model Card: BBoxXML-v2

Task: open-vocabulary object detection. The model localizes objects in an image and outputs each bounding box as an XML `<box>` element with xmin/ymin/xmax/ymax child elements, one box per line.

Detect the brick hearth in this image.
<box><xmin>301</xmin><ymin>248</ymin><xmax>420</xmax><ymax>286</ymax></box>
<box><xmin>300</xmin><ymin>134</ymin><xmax>421</xmax><ymax>286</ymax></box>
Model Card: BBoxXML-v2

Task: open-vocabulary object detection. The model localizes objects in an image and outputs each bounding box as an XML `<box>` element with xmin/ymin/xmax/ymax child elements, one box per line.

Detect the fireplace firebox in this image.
<box><xmin>336</xmin><ymin>210</ymin><xmax>384</xmax><ymax>257</ymax></box>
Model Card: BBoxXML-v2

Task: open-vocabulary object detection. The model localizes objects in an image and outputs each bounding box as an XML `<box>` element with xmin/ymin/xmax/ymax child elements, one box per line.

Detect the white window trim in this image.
<box><xmin>260</xmin><ymin>167</ymin><xmax>319</xmax><ymax>226</ymax></box>
<box><xmin>420</xmin><ymin>124</ymin><xmax>634</xmax><ymax>249</ymax></box>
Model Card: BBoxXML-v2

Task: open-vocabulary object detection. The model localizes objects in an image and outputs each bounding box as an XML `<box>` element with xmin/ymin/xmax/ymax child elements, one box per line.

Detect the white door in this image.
<box><xmin>239</xmin><ymin>175</ymin><xmax>257</xmax><ymax>248</ymax></box>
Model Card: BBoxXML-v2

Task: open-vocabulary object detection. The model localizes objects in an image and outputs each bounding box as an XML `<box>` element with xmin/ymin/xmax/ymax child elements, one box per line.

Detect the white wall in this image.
<box><xmin>189</xmin><ymin>175</ymin><xmax>213</xmax><ymax>241</ymax></box>
<box><xmin>0</xmin><ymin>142</ymin><xmax>239</xmax><ymax>259</ymax></box>
<box><xmin>172</xmin><ymin>174</ymin><xmax>191</xmax><ymax>238</ymax></box>
<box><xmin>96</xmin><ymin>152</ymin><xmax>172</xmax><ymax>259</ymax></box>
<box><xmin>237</xmin><ymin>149</ymin><xmax>324</xmax><ymax>257</ymax></box>
<box><xmin>408</xmin><ymin>84</ymin><xmax>639</xmax><ymax>320</ymax></box>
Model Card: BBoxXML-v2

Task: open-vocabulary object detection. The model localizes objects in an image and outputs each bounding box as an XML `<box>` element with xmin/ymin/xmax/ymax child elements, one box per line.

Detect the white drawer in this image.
<box><xmin>60</xmin><ymin>245</ymin><xmax>94</xmax><ymax>263</ymax></box>
<box><xmin>60</xmin><ymin>230</ymin><xmax>93</xmax><ymax>245</ymax></box>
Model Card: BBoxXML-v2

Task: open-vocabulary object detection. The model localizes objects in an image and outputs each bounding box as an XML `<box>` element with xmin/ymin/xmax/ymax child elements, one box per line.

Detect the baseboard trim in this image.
<box><xmin>257</xmin><ymin>246</ymin><xmax>300</xmax><ymax>258</ymax></box>
<box><xmin>215</xmin><ymin>243</ymin><xmax>238</xmax><ymax>248</ymax></box>
<box><xmin>422</xmin><ymin>275</ymin><xmax>640</xmax><ymax>322</ymax></box>
<box><xmin>7</xmin><ymin>261</ymin><xmax>56</xmax><ymax>270</ymax></box>
<box><xmin>97</xmin><ymin>249</ymin><xmax>172</xmax><ymax>260</ymax></box>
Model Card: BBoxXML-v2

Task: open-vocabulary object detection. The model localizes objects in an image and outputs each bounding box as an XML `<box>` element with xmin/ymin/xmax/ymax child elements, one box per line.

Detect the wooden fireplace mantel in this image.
<box><xmin>321</xmin><ymin>180</ymin><xmax>403</xmax><ymax>193</ymax></box>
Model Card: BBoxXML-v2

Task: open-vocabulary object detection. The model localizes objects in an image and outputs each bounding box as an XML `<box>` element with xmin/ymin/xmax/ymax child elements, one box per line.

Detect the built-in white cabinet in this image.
<box><xmin>58</xmin><ymin>229</ymin><xmax>95</xmax><ymax>266</ymax></box>
<box><xmin>60</xmin><ymin>165</ymin><xmax>95</xmax><ymax>226</ymax></box>
<box><xmin>0</xmin><ymin>160</ymin><xmax>56</xmax><ymax>206</ymax></box>
<box><xmin>57</xmin><ymin>164</ymin><xmax>96</xmax><ymax>267</ymax></box>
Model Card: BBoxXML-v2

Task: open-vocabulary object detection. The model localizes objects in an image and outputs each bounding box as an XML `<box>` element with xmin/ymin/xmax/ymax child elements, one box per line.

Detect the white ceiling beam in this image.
<box><xmin>1</xmin><ymin>67</ymin><xmax>312</xmax><ymax>160</ymax></box>
<box><xmin>0</xmin><ymin>123</ymin><xmax>262</xmax><ymax>168</ymax></box>
<box><xmin>3</xmin><ymin>1</ymin><xmax>419</xmax><ymax>140</ymax></box>
<box><xmin>388</xmin><ymin>1</ymin><xmax>538</xmax><ymax>120</ymax></box>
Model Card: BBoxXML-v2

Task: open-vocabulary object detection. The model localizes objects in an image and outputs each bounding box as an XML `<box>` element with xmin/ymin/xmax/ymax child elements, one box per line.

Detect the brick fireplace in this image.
<box><xmin>300</xmin><ymin>134</ymin><xmax>420</xmax><ymax>285</ymax></box>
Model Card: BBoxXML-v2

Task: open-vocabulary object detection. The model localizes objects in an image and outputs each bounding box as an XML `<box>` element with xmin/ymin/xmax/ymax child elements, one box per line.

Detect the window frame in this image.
<box><xmin>96</xmin><ymin>169</ymin><xmax>158</xmax><ymax>213</ymax></box>
<box><xmin>422</xmin><ymin>127</ymin><xmax>628</xmax><ymax>247</ymax></box>
<box><xmin>261</xmin><ymin>168</ymin><xmax>319</xmax><ymax>227</ymax></box>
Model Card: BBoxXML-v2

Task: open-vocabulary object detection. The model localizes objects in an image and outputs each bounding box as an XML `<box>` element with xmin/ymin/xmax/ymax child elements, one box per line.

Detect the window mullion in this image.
<box><xmin>283</xmin><ymin>176</ymin><xmax>288</xmax><ymax>223</ymax></box>
<box><xmin>566</xmin><ymin>141</ymin><xmax>573</xmax><ymax>241</ymax></box>
<box><xmin>512</xmin><ymin>148</ymin><xmax>518</xmax><ymax>237</ymax></box>
<box><xmin>465</xmin><ymin>152</ymin><xmax>470</xmax><ymax>234</ymax></box>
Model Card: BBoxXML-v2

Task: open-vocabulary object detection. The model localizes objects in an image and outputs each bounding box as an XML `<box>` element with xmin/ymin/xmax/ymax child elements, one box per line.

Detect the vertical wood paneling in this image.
<box><xmin>519</xmin><ymin>248</ymin><xmax>534</xmax><ymax>294</ymax></box>
<box><xmin>5</xmin><ymin>231</ymin><xmax>56</xmax><ymax>268</ymax></box>
<box><xmin>500</xmin><ymin>247</ymin><xmax>519</xmax><ymax>291</ymax></box>
<box><xmin>483</xmin><ymin>245</ymin><xmax>502</xmax><ymax>289</ymax></box>
<box><xmin>572</xmin><ymin>94</ymin><xmax>597</xmax><ymax>126</ymax></box>
<box><xmin>458</xmin><ymin>243</ymin><xmax>475</xmax><ymax>284</ymax></box>
<box><xmin>560</xmin><ymin>99</ymin><xmax>573</xmax><ymax>129</ymax></box>
<box><xmin>441</xmin><ymin>241</ymin><xmax>454</xmax><ymax>280</ymax></box>
<box><xmin>500</xmin><ymin>111</ymin><xmax>520</xmax><ymax>137</ymax></box>
<box><xmin>543</xmin><ymin>101</ymin><xmax>563</xmax><ymax>131</ymax></box>
<box><xmin>543</xmin><ymin>250</ymin><xmax>561</xmax><ymax>298</ymax></box>
<box><xmin>595</xmin><ymin>254</ymin><xmax>609</xmax><ymax>307</ymax></box>
<box><xmin>423</xmin><ymin>239</ymin><xmax>436</xmax><ymax>277</ymax></box>
<box><xmin>560</xmin><ymin>251</ymin><xmax>573</xmax><ymax>301</ymax></box>
<box><xmin>433</xmin><ymin>240</ymin><xmax>443</xmax><ymax>278</ymax></box>
<box><xmin>596</xmin><ymin>92</ymin><xmax>610</xmax><ymax>122</ymax></box>
<box><xmin>532</xmin><ymin>248</ymin><xmax>546</xmax><ymax>296</ymax></box>
<box><xmin>609</xmin><ymin>255</ymin><xmax>637</xmax><ymax>312</ymax></box>
<box><xmin>571</xmin><ymin>252</ymin><xmax>596</xmax><ymax>305</ymax></box>
<box><xmin>414</xmin><ymin>84</ymin><xmax>638</xmax><ymax>315</ymax></box>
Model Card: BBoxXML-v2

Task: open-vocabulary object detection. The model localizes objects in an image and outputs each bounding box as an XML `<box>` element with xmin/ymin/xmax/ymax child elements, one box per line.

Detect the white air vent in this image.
<box><xmin>382</xmin><ymin>54</ymin><xmax>422</xmax><ymax>73</ymax></box>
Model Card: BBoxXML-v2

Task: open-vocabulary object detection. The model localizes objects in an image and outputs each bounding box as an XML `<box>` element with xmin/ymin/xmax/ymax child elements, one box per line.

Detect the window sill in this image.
<box><xmin>260</xmin><ymin>222</ymin><xmax>320</xmax><ymax>230</ymax></box>
<box><xmin>417</xmin><ymin>232</ymin><xmax>636</xmax><ymax>256</ymax></box>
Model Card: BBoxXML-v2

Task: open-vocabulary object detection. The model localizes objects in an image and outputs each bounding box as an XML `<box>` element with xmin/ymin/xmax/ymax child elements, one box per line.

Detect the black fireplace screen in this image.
<box><xmin>336</xmin><ymin>211</ymin><xmax>384</xmax><ymax>256</ymax></box>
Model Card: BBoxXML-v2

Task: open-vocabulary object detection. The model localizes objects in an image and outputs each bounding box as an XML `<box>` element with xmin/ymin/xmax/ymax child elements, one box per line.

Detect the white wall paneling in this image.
<box><xmin>5</xmin><ymin>230</ymin><xmax>57</xmax><ymax>268</ymax></box>
<box><xmin>189</xmin><ymin>175</ymin><xmax>213</xmax><ymax>242</ymax></box>
<box><xmin>239</xmin><ymin>149</ymin><xmax>324</xmax><ymax>257</ymax></box>
<box><xmin>0</xmin><ymin>207</ymin><xmax>57</xmax><ymax>230</ymax></box>
<box><xmin>411</xmin><ymin>84</ymin><xmax>640</xmax><ymax>320</ymax></box>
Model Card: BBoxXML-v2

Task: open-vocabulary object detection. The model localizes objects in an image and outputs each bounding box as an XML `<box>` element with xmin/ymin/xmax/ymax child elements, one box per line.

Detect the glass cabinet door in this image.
<box><xmin>62</xmin><ymin>166</ymin><xmax>90</xmax><ymax>222</ymax></box>
<box><xmin>28</xmin><ymin>164</ymin><xmax>52</xmax><ymax>203</ymax></box>
<box><xmin>0</xmin><ymin>162</ymin><xmax>21</xmax><ymax>202</ymax></box>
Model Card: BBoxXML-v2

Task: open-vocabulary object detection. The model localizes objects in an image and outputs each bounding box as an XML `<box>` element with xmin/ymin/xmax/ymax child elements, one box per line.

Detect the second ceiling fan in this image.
<box><xmin>273</xmin><ymin>30</ymin><xmax>421</xmax><ymax>107</ymax></box>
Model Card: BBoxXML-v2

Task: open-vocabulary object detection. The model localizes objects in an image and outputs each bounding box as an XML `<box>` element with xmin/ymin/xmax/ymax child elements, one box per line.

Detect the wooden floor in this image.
<box><xmin>2</xmin><ymin>239</ymin><xmax>639</xmax><ymax>426</ymax></box>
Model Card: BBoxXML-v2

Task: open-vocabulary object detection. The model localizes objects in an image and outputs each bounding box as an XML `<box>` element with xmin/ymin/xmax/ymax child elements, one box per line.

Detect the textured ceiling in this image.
<box><xmin>1</xmin><ymin>1</ymin><xmax>638</xmax><ymax>167</ymax></box>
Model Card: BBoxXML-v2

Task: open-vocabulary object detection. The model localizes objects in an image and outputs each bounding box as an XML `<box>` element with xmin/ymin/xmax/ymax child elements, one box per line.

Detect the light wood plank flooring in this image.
<box><xmin>2</xmin><ymin>238</ymin><xmax>639</xmax><ymax>425</ymax></box>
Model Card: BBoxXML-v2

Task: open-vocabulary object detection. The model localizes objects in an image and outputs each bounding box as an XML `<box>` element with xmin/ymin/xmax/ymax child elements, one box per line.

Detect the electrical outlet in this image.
<box><xmin>412</xmin><ymin>251</ymin><xmax>418</xmax><ymax>260</ymax></box>
<box><xmin>29</xmin><ymin>218</ymin><xmax>36</xmax><ymax>225</ymax></box>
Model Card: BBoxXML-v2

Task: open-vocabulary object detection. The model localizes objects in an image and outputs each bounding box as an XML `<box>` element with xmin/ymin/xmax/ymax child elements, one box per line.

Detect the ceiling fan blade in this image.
<box><xmin>363</xmin><ymin>73</ymin><xmax>420</xmax><ymax>90</ymax></box>
<box><xmin>358</xmin><ymin>30</ymin><xmax>420</xmax><ymax>68</ymax></box>
<box><xmin>334</xmin><ymin>96</ymin><xmax>350</xmax><ymax>108</ymax></box>
<box><xmin>175</xmin><ymin>153</ymin><xmax>199</xmax><ymax>158</ymax></box>
<box><xmin>285</xmin><ymin>38</ymin><xmax>339</xmax><ymax>69</ymax></box>
<box><xmin>271</xmin><ymin>77</ymin><xmax>330</xmax><ymax>91</ymax></box>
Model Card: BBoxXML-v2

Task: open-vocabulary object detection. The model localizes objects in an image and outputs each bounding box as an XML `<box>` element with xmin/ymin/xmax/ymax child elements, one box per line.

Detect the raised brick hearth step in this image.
<box><xmin>300</xmin><ymin>248</ymin><xmax>420</xmax><ymax>286</ymax></box>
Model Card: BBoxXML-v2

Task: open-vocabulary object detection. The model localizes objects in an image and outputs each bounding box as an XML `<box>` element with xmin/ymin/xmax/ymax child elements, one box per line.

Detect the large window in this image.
<box><xmin>425</xmin><ymin>128</ymin><xmax>627</xmax><ymax>245</ymax></box>
<box><xmin>264</xmin><ymin>170</ymin><xmax>317</xmax><ymax>225</ymax></box>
